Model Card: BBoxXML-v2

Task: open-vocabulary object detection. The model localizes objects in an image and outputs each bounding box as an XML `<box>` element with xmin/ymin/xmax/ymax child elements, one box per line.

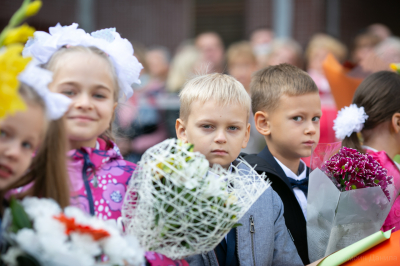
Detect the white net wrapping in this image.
<box><xmin>122</xmin><ymin>139</ymin><xmax>270</xmax><ymax>259</ymax></box>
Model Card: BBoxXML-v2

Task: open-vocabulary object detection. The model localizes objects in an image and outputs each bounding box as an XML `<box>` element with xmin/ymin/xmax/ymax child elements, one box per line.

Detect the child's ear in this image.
<box><xmin>175</xmin><ymin>118</ymin><xmax>188</xmax><ymax>142</ymax></box>
<box><xmin>241</xmin><ymin>122</ymin><xmax>251</xmax><ymax>149</ymax></box>
<box><xmin>391</xmin><ymin>113</ymin><xmax>400</xmax><ymax>134</ymax></box>
<box><xmin>254</xmin><ymin>111</ymin><xmax>271</xmax><ymax>136</ymax></box>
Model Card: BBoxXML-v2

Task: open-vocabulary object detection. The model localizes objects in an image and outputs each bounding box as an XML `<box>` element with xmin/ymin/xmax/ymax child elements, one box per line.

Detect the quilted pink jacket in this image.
<box><xmin>67</xmin><ymin>138</ymin><xmax>136</xmax><ymax>220</ymax></box>
<box><xmin>366</xmin><ymin>149</ymin><xmax>400</xmax><ymax>232</ymax></box>
<box><xmin>67</xmin><ymin>138</ymin><xmax>188</xmax><ymax>265</ymax></box>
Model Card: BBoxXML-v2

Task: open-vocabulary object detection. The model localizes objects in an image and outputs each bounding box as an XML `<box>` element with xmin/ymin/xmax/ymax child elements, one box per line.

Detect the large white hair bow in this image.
<box><xmin>333</xmin><ymin>104</ymin><xmax>369</xmax><ymax>140</ymax></box>
<box><xmin>18</xmin><ymin>61</ymin><xmax>71</xmax><ymax>120</ymax></box>
<box><xmin>23</xmin><ymin>23</ymin><xmax>143</xmax><ymax>101</ymax></box>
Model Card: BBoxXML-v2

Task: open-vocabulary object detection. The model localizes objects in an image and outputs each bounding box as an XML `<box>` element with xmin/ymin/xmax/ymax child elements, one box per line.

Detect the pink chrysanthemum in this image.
<box><xmin>322</xmin><ymin>147</ymin><xmax>393</xmax><ymax>201</ymax></box>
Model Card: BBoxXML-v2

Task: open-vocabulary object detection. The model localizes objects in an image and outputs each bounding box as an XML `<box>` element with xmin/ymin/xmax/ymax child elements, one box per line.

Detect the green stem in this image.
<box><xmin>0</xmin><ymin>0</ymin><xmax>31</xmax><ymax>46</ymax></box>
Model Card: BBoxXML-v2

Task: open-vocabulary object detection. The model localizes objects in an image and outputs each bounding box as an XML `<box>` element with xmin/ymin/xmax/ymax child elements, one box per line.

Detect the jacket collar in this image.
<box><xmin>67</xmin><ymin>138</ymin><xmax>123</xmax><ymax>169</ymax></box>
<box><xmin>257</xmin><ymin>145</ymin><xmax>294</xmax><ymax>192</ymax></box>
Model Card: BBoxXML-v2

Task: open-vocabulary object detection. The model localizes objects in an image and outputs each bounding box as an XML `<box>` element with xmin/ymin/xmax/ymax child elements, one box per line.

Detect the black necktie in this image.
<box><xmin>287</xmin><ymin>176</ymin><xmax>309</xmax><ymax>196</ymax></box>
<box><xmin>215</xmin><ymin>228</ymin><xmax>238</xmax><ymax>266</ymax></box>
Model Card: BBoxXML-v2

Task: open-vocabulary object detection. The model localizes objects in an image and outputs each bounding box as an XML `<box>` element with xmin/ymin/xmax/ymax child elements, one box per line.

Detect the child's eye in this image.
<box><xmin>0</xmin><ymin>130</ymin><xmax>8</xmax><ymax>138</ymax></box>
<box><xmin>22</xmin><ymin>141</ymin><xmax>33</xmax><ymax>150</ymax></box>
<box><xmin>312</xmin><ymin>116</ymin><xmax>321</xmax><ymax>122</ymax></box>
<box><xmin>93</xmin><ymin>94</ymin><xmax>106</xmax><ymax>99</ymax></box>
<box><xmin>228</xmin><ymin>126</ymin><xmax>238</xmax><ymax>131</ymax></box>
<box><xmin>293</xmin><ymin>116</ymin><xmax>302</xmax><ymax>122</ymax></box>
<box><xmin>62</xmin><ymin>90</ymin><xmax>75</xmax><ymax>97</ymax></box>
<box><xmin>201</xmin><ymin>125</ymin><xmax>212</xmax><ymax>129</ymax></box>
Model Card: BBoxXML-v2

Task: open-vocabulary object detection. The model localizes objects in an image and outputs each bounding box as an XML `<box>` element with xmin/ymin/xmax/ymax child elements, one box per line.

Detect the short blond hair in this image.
<box><xmin>251</xmin><ymin>63</ymin><xmax>318</xmax><ymax>113</ymax></box>
<box><xmin>179</xmin><ymin>73</ymin><xmax>251</xmax><ymax>121</ymax></box>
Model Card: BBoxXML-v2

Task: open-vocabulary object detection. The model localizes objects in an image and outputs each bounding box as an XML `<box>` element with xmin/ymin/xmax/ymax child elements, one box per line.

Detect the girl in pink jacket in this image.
<box><xmin>24</xmin><ymin>24</ymin><xmax>188</xmax><ymax>265</ymax></box>
<box><xmin>341</xmin><ymin>71</ymin><xmax>400</xmax><ymax>232</ymax></box>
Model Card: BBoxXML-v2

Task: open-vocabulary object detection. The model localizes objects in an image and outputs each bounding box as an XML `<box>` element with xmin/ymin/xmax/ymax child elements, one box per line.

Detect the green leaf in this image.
<box><xmin>232</xmin><ymin>223</ymin><xmax>242</xmax><ymax>228</ymax></box>
<box><xmin>155</xmin><ymin>213</ymin><xmax>160</xmax><ymax>226</ymax></box>
<box><xmin>10</xmin><ymin>197</ymin><xmax>32</xmax><ymax>232</ymax></box>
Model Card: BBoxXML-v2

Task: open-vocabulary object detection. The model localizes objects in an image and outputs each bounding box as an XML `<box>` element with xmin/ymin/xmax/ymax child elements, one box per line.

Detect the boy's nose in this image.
<box><xmin>305</xmin><ymin>122</ymin><xmax>317</xmax><ymax>135</ymax></box>
<box><xmin>214</xmin><ymin>130</ymin><xmax>227</xmax><ymax>144</ymax></box>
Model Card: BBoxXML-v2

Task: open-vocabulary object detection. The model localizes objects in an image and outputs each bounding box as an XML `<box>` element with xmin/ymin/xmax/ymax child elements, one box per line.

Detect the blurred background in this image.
<box><xmin>2</xmin><ymin>0</ymin><xmax>400</xmax><ymax>163</ymax></box>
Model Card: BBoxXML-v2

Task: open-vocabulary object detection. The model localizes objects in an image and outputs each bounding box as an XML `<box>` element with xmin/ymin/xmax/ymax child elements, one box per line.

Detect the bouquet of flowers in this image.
<box><xmin>0</xmin><ymin>197</ymin><xmax>144</xmax><ymax>266</ymax></box>
<box><xmin>307</xmin><ymin>144</ymin><xmax>398</xmax><ymax>262</ymax></box>
<box><xmin>122</xmin><ymin>138</ymin><xmax>270</xmax><ymax>259</ymax></box>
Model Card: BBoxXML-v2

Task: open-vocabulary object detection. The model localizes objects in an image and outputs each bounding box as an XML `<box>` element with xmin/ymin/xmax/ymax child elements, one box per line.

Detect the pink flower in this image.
<box><xmin>102</xmin><ymin>183</ymin><xmax>126</xmax><ymax>211</ymax></box>
<box><xmin>323</xmin><ymin>147</ymin><xmax>393</xmax><ymax>201</ymax></box>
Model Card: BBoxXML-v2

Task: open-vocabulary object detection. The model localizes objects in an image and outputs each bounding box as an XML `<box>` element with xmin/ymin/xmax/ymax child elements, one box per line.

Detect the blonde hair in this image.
<box><xmin>179</xmin><ymin>73</ymin><xmax>251</xmax><ymax>121</ymax></box>
<box><xmin>266</xmin><ymin>38</ymin><xmax>304</xmax><ymax>68</ymax></box>
<box><xmin>44</xmin><ymin>45</ymin><xmax>120</xmax><ymax>147</ymax></box>
<box><xmin>251</xmin><ymin>63</ymin><xmax>318</xmax><ymax>113</ymax></box>
<box><xmin>226</xmin><ymin>41</ymin><xmax>257</xmax><ymax>66</ymax></box>
<box><xmin>305</xmin><ymin>33</ymin><xmax>348</xmax><ymax>63</ymax></box>
<box><xmin>166</xmin><ymin>45</ymin><xmax>201</xmax><ymax>92</ymax></box>
<box><xmin>3</xmin><ymin>83</ymin><xmax>70</xmax><ymax>209</ymax></box>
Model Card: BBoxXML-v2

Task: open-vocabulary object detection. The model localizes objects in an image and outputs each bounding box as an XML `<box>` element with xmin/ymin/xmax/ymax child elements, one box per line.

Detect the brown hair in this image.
<box><xmin>250</xmin><ymin>63</ymin><xmax>318</xmax><ymax>114</ymax></box>
<box><xmin>3</xmin><ymin>83</ymin><xmax>70</xmax><ymax>208</ymax></box>
<box><xmin>226</xmin><ymin>41</ymin><xmax>257</xmax><ymax>66</ymax></box>
<box><xmin>44</xmin><ymin>46</ymin><xmax>120</xmax><ymax>147</ymax></box>
<box><xmin>342</xmin><ymin>71</ymin><xmax>400</xmax><ymax>152</ymax></box>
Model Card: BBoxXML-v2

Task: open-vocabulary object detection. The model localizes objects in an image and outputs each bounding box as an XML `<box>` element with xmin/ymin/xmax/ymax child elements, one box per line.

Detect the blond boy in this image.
<box><xmin>242</xmin><ymin>63</ymin><xmax>322</xmax><ymax>265</ymax></box>
<box><xmin>177</xmin><ymin>73</ymin><xmax>303</xmax><ymax>266</ymax></box>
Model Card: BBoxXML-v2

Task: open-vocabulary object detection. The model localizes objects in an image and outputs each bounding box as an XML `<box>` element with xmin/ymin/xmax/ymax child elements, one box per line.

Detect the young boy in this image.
<box><xmin>242</xmin><ymin>63</ymin><xmax>322</xmax><ymax>264</ymax></box>
<box><xmin>176</xmin><ymin>73</ymin><xmax>303</xmax><ymax>266</ymax></box>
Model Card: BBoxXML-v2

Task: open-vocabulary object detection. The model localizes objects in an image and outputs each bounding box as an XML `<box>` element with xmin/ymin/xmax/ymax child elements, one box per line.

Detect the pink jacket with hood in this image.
<box><xmin>67</xmin><ymin>138</ymin><xmax>188</xmax><ymax>265</ymax></box>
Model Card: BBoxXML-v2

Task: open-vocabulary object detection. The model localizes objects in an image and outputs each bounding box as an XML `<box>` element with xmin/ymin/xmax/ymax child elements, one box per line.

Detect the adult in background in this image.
<box><xmin>195</xmin><ymin>32</ymin><xmax>225</xmax><ymax>73</ymax></box>
<box><xmin>250</xmin><ymin>27</ymin><xmax>274</xmax><ymax>68</ymax></box>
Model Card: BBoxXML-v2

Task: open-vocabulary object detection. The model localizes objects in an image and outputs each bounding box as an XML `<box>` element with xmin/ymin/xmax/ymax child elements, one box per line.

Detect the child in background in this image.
<box><xmin>227</xmin><ymin>41</ymin><xmax>265</xmax><ymax>154</ymax></box>
<box><xmin>176</xmin><ymin>73</ymin><xmax>303</xmax><ymax>266</ymax></box>
<box><xmin>1</xmin><ymin>61</ymin><xmax>71</xmax><ymax>211</ymax></box>
<box><xmin>242</xmin><ymin>64</ymin><xmax>322</xmax><ymax>264</ymax></box>
<box><xmin>339</xmin><ymin>71</ymin><xmax>400</xmax><ymax>232</ymax></box>
<box><xmin>24</xmin><ymin>24</ymin><xmax>189</xmax><ymax>265</ymax></box>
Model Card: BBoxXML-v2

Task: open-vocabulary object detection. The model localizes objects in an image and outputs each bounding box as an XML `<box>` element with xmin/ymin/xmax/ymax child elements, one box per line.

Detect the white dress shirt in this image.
<box><xmin>274</xmin><ymin>157</ymin><xmax>308</xmax><ymax>219</ymax></box>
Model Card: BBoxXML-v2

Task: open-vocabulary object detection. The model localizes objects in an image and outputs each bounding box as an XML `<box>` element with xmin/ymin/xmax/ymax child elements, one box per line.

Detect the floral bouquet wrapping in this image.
<box><xmin>122</xmin><ymin>138</ymin><xmax>270</xmax><ymax>259</ymax></box>
<box><xmin>0</xmin><ymin>197</ymin><xmax>144</xmax><ymax>266</ymax></box>
<box><xmin>307</xmin><ymin>144</ymin><xmax>398</xmax><ymax>262</ymax></box>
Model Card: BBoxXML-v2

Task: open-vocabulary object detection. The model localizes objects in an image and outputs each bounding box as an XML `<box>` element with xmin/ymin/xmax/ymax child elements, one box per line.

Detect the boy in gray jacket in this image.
<box><xmin>175</xmin><ymin>73</ymin><xmax>303</xmax><ymax>266</ymax></box>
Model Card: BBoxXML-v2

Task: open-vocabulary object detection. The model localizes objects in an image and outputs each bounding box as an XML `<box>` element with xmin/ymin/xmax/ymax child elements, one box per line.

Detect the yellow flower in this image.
<box><xmin>390</xmin><ymin>63</ymin><xmax>400</xmax><ymax>74</ymax></box>
<box><xmin>25</xmin><ymin>0</ymin><xmax>42</xmax><ymax>17</ymax></box>
<box><xmin>3</xmin><ymin>24</ymin><xmax>35</xmax><ymax>46</ymax></box>
<box><xmin>0</xmin><ymin>44</ymin><xmax>31</xmax><ymax>119</ymax></box>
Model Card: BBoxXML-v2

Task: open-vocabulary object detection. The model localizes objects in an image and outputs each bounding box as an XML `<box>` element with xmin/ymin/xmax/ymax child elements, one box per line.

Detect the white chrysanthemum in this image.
<box><xmin>333</xmin><ymin>104</ymin><xmax>369</xmax><ymax>140</ymax></box>
<box><xmin>21</xmin><ymin>197</ymin><xmax>61</xmax><ymax>219</ymax></box>
<box><xmin>2</xmin><ymin>247</ymin><xmax>24</xmax><ymax>266</ymax></box>
<box><xmin>3</xmin><ymin>198</ymin><xmax>144</xmax><ymax>266</ymax></box>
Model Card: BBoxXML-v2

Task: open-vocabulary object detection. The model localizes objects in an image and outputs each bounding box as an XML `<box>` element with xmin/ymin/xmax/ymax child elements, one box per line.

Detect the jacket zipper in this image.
<box><xmin>79</xmin><ymin>150</ymin><xmax>95</xmax><ymax>216</ymax></box>
<box><xmin>250</xmin><ymin>215</ymin><xmax>256</xmax><ymax>266</ymax></box>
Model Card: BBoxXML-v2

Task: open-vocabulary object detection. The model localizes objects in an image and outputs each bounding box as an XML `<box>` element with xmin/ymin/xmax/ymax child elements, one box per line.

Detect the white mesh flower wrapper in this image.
<box><xmin>122</xmin><ymin>139</ymin><xmax>270</xmax><ymax>259</ymax></box>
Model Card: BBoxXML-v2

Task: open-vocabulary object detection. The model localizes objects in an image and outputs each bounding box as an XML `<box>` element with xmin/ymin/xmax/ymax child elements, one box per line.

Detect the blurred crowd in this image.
<box><xmin>116</xmin><ymin>23</ymin><xmax>400</xmax><ymax>163</ymax></box>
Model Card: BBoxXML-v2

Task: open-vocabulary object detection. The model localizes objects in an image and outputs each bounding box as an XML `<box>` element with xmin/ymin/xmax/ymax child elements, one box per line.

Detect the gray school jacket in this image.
<box><xmin>185</xmin><ymin>161</ymin><xmax>303</xmax><ymax>266</ymax></box>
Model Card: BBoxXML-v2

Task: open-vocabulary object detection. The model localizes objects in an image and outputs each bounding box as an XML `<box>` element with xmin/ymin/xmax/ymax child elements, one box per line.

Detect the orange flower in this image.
<box><xmin>54</xmin><ymin>214</ymin><xmax>110</xmax><ymax>241</ymax></box>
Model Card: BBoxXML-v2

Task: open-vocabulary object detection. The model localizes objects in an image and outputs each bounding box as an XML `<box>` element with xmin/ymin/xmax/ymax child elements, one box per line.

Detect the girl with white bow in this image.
<box><xmin>334</xmin><ymin>70</ymin><xmax>400</xmax><ymax>232</ymax></box>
